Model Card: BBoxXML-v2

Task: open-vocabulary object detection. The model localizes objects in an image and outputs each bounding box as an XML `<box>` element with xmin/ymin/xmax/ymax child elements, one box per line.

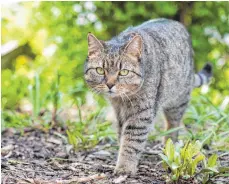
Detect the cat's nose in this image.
<box><xmin>107</xmin><ymin>83</ymin><xmax>114</xmax><ymax>89</ymax></box>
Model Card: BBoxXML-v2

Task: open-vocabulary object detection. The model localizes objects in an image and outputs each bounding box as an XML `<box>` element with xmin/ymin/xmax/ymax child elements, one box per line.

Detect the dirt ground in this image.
<box><xmin>1</xmin><ymin>129</ymin><xmax>229</xmax><ymax>184</ymax></box>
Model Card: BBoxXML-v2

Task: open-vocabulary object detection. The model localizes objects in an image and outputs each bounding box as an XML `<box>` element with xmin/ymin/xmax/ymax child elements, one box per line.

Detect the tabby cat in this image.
<box><xmin>84</xmin><ymin>18</ymin><xmax>212</xmax><ymax>175</ymax></box>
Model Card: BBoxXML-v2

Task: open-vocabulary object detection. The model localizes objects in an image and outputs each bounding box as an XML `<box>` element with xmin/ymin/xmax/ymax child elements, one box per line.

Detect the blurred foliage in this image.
<box><xmin>1</xmin><ymin>2</ymin><xmax>229</xmax><ymax>149</ymax></box>
<box><xmin>95</xmin><ymin>1</ymin><xmax>229</xmax><ymax>97</ymax></box>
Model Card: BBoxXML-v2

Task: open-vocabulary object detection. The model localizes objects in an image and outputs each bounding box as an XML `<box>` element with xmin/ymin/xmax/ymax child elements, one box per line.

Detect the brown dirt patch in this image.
<box><xmin>1</xmin><ymin>129</ymin><xmax>229</xmax><ymax>184</ymax></box>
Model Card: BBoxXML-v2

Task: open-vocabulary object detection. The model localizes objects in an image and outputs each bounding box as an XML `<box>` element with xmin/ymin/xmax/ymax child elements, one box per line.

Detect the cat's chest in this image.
<box><xmin>111</xmin><ymin>98</ymin><xmax>139</xmax><ymax>122</ymax></box>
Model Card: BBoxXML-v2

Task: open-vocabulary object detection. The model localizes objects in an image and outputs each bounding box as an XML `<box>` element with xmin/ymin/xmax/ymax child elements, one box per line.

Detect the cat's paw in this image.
<box><xmin>114</xmin><ymin>164</ymin><xmax>137</xmax><ymax>176</ymax></box>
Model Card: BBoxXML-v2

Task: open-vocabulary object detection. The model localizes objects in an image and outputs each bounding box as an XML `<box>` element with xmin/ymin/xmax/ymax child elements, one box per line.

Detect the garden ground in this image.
<box><xmin>1</xmin><ymin>128</ymin><xmax>229</xmax><ymax>184</ymax></box>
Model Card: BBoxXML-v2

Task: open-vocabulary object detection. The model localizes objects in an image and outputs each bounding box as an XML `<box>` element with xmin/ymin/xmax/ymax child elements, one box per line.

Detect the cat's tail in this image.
<box><xmin>193</xmin><ymin>63</ymin><xmax>213</xmax><ymax>88</ymax></box>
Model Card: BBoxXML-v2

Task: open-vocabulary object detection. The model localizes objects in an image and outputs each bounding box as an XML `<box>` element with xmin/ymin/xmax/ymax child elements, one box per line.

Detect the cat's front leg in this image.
<box><xmin>114</xmin><ymin>118</ymin><xmax>151</xmax><ymax>175</ymax></box>
<box><xmin>116</xmin><ymin>121</ymin><xmax>123</xmax><ymax>144</ymax></box>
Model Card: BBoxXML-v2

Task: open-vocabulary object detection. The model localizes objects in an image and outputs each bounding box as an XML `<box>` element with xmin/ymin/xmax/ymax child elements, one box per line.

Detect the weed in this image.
<box><xmin>160</xmin><ymin>139</ymin><xmax>229</xmax><ymax>183</ymax></box>
<box><xmin>2</xmin><ymin>111</ymin><xmax>32</xmax><ymax>134</ymax></box>
<box><xmin>28</xmin><ymin>73</ymin><xmax>41</xmax><ymax>118</ymax></box>
<box><xmin>184</xmin><ymin>96</ymin><xmax>229</xmax><ymax>150</ymax></box>
<box><xmin>66</xmin><ymin>102</ymin><xmax>115</xmax><ymax>150</ymax></box>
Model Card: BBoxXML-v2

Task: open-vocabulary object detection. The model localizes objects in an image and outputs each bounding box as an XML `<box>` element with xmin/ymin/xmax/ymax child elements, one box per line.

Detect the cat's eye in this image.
<box><xmin>119</xmin><ymin>69</ymin><xmax>129</xmax><ymax>76</ymax></box>
<box><xmin>96</xmin><ymin>67</ymin><xmax>105</xmax><ymax>75</ymax></box>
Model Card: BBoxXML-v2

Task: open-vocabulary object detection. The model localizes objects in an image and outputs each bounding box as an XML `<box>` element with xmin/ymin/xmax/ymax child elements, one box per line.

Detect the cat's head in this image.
<box><xmin>84</xmin><ymin>33</ymin><xmax>144</xmax><ymax>98</ymax></box>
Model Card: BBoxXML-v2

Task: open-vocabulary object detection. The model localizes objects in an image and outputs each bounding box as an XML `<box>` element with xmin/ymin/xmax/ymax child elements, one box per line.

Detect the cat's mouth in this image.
<box><xmin>106</xmin><ymin>90</ymin><xmax>117</xmax><ymax>97</ymax></box>
<box><xmin>105</xmin><ymin>89</ymin><xmax>123</xmax><ymax>98</ymax></box>
<box><xmin>108</xmin><ymin>90</ymin><xmax>114</xmax><ymax>94</ymax></box>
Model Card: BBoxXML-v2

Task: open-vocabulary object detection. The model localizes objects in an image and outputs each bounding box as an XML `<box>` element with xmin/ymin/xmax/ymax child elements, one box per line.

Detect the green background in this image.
<box><xmin>1</xmin><ymin>2</ymin><xmax>229</xmax><ymax>146</ymax></box>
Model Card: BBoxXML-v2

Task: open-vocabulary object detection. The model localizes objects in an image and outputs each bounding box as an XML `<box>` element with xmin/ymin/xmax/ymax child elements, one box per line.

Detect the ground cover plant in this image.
<box><xmin>1</xmin><ymin>1</ymin><xmax>229</xmax><ymax>183</ymax></box>
<box><xmin>160</xmin><ymin>139</ymin><xmax>229</xmax><ymax>183</ymax></box>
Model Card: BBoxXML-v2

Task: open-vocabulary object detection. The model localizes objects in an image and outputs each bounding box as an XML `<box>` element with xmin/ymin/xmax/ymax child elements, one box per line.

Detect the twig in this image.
<box><xmin>48</xmin><ymin>157</ymin><xmax>115</xmax><ymax>169</ymax></box>
<box><xmin>56</xmin><ymin>173</ymin><xmax>106</xmax><ymax>184</ymax></box>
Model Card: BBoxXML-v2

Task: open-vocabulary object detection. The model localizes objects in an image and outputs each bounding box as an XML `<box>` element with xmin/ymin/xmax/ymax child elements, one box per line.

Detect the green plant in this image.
<box><xmin>159</xmin><ymin>139</ymin><xmax>205</xmax><ymax>183</ymax></box>
<box><xmin>159</xmin><ymin>139</ymin><xmax>229</xmax><ymax>183</ymax></box>
<box><xmin>149</xmin><ymin>127</ymin><xmax>184</xmax><ymax>141</ymax></box>
<box><xmin>28</xmin><ymin>73</ymin><xmax>41</xmax><ymax>118</ymax></box>
<box><xmin>49</xmin><ymin>71</ymin><xmax>63</xmax><ymax>125</ymax></box>
<box><xmin>184</xmin><ymin>96</ymin><xmax>229</xmax><ymax>150</ymax></box>
<box><xmin>197</xmin><ymin>154</ymin><xmax>229</xmax><ymax>184</ymax></box>
<box><xmin>66</xmin><ymin>103</ymin><xmax>115</xmax><ymax>150</ymax></box>
<box><xmin>2</xmin><ymin>111</ymin><xmax>32</xmax><ymax>133</ymax></box>
<box><xmin>2</xmin><ymin>69</ymin><xmax>29</xmax><ymax>110</ymax></box>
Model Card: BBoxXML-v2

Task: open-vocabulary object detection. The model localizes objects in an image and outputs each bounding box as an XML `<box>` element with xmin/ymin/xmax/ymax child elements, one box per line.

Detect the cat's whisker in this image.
<box><xmin>119</xmin><ymin>93</ymin><xmax>125</xmax><ymax>103</ymax></box>
<box><xmin>120</xmin><ymin>92</ymin><xmax>127</xmax><ymax>102</ymax></box>
<box><xmin>91</xmin><ymin>88</ymin><xmax>102</xmax><ymax>96</ymax></box>
<box><xmin>91</xmin><ymin>90</ymin><xmax>99</xmax><ymax>96</ymax></box>
<box><xmin>123</xmin><ymin>92</ymin><xmax>134</xmax><ymax>107</ymax></box>
<box><xmin>139</xmin><ymin>79</ymin><xmax>145</xmax><ymax>89</ymax></box>
<box><xmin>133</xmin><ymin>93</ymin><xmax>142</xmax><ymax>101</ymax></box>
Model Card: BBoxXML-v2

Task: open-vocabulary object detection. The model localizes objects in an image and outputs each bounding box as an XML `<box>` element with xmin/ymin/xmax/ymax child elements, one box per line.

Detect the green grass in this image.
<box><xmin>2</xmin><ymin>95</ymin><xmax>116</xmax><ymax>150</ymax></box>
<box><xmin>2</xmin><ymin>88</ymin><xmax>229</xmax><ymax>152</ymax></box>
<box><xmin>2</xmin><ymin>111</ymin><xmax>32</xmax><ymax>133</ymax></box>
<box><xmin>66</xmin><ymin>103</ymin><xmax>115</xmax><ymax>150</ymax></box>
<box><xmin>183</xmin><ymin>95</ymin><xmax>229</xmax><ymax>150</ymax></box>
<box><xmin>149</xmin><ymin>95</ymin><xmax>229</xmax><ymax>151</ymax></box>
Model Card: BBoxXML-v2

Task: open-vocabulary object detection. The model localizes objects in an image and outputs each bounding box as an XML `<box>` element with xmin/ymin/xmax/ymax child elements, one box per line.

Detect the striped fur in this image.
<box><xmin>84</xmin><ymin>18</ymin><xmax>212</xmax><ymax>175</ymax></box>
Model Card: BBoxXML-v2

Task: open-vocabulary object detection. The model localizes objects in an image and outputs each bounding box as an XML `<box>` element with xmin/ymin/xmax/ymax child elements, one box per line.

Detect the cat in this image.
<box><xmin>84</xmin><ymin>18</ymin><xmax>212</xmax><ymax>175</ymax></box>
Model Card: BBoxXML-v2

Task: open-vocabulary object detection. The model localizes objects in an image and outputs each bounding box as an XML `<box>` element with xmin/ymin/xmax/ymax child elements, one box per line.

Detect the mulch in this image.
<box><xmin>1</xmin><ymin>129</ymin><xmax>229</xmax><ymax>184</ymax></box>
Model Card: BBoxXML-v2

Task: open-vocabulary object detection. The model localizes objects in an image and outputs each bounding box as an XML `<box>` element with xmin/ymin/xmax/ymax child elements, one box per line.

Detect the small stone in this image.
<box><xmin>34</xmin><ymin>152</ymin><xmax>45</xmax><ymax>159</ymax></box>
<box><xmin>1</xmin><ymin>145</ymin><xmax>14</xmax><ymax>156</ymax></box>
<box><xmin>46</xmin><ymin>137</ymin><xmax>62</xmax><ymax>145</ymax></box>
<box><xmin>93</xmin><ymin>150</ymin><xmax>111</xmax><ymax>157</ymax></box>
<box><xmin>55</xmin><ymin>151</ymin><xmax>68</xmax><ymax>158</ymax></box>
<box><xmin>65</xmin><ymin>144</ymin><xmax>73</xmax><ymax>154</ymax></box>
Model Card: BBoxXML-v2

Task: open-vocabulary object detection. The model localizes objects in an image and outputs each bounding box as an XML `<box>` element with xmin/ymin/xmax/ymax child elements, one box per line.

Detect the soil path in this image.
<box><xmin>1</xmin><ymin>129</ymin><xmax>229</xmax><ymax>184</ymax></box>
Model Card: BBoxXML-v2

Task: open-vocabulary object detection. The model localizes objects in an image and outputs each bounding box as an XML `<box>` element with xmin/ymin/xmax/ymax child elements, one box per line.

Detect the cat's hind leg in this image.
<box><xmin>163</xmin><ymin>99</ymin><xmax>189</xmax><ymax>142</ymax></box>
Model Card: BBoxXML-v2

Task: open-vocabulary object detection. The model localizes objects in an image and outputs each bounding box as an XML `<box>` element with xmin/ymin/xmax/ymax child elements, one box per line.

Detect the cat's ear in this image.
<box><xmin>124</xmin><ymin>35</ymin><xmax>142</xmax><ymax>60</ymax></box>
<box><xmin>87</xmin><ymin>33</ymin><xmax>104</xmax><ymax>58</ymax></box>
